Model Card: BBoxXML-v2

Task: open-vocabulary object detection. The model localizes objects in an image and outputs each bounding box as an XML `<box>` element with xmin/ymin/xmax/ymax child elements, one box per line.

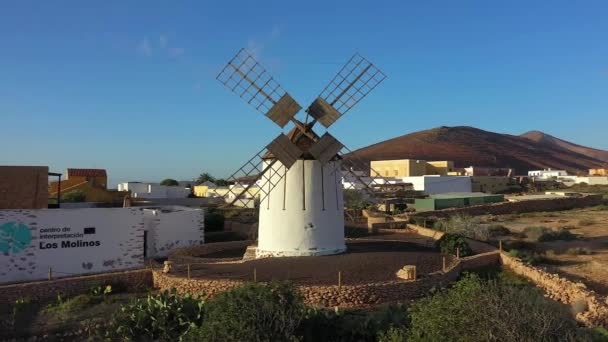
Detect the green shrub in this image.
<box><xmin>442</xmin><ymin>214</ymin><xmax>490</xmax><ymax>241</ymax></box>
<box><xmin>541</xmin><ymin>228</ymin><xmax>577</xmax><ymax>242</ymax></box>
<box><xmin>407</xmin><ymin>274</ymin><xmax>584</xmax><ymax>341</ymax></box>
<box><xmin>298</xmin><ymin>305</ymin><xmax>408</xmax><ymax>342</ymax></box>
<box><xmin>61</xmin><ymin>189</ymin><xmax>86</xmax><ymax>202</ymax></box>
<box><xmin>437</xmin><ymin>233</ymin><xmax>472</xmax><ymax>257</ymax></box>
<box><xmin>505</xmin><ymin>240</ymin><xmax>536</xmax><ymax>251</ymax></box>
<box><xmin>566</xmin><ymin>247</ymin><xmax>593</xmax><ymax>256</ymax></box>
<box><xmin>111</xmin><ymin>289</ymin><xmax>204</xmax><ymax>341</ymax></box>
<box><xmin>432</xmin><ymin>220</ymin><xmax>445</xmax><ymax>231</ymax></box>
<box><xmin>377</xmin><ymin>326</ymin><xmax>409</xmax><ymax>342</ymax></box>
<box><xmin>44</xmin><ymin>294</ymin><xmax>99</xmax><ymax>315</ymax></box>
<box><xmin>343</xmin><ymin>189</ymin><xmax>374</xmax><ymax>210</ymax></box>
<box><xmin>507</xmin><ymin>249</ymin><xmax>543</xmax><ymax>265</ymax></box>
<box><xmin>160</xmin><ymin>178</ymin><xmax>179</xmax><ymax>186</ymax></box>
<box><xmin>184</xmin><ymin>282</ymin><xmax>303</xmax><ymax>342</ymax></box>
<box><xmin>486</xmin><ymin>224</ymin><xmax>510</xmax><ymax>237</ymax></box>
<box><xmin>523</xmin><ymin>226</ymin><xmax>549</xmax><ymax>241</ymax></box>
<box><xmin>205</xmin><ymin>209</ymin><xmax>225</xmax><ymax>232</ymax></box>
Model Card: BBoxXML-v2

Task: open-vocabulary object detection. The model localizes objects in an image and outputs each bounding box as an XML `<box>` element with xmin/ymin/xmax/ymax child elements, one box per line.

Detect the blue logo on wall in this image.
<box><xmin>0</xmin><ymin>222</ymin><xmax>32</xmax><ymax>254</ymax></box>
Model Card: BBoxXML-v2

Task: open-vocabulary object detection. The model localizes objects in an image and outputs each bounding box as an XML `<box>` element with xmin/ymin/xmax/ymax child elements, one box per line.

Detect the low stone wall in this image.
<box><xmin>500</xmin><ymin>253</ymin><xmax>608</xmax><ymax>327</ymax></box>
<box><xmin>0</xmin><ymin>269</ymin><xmax>152</xmax><ymax>304</ymax></box>
<box><xmin>169</xmin><ymin>240</ymin><xmax>254</xmax><ymax>264</ymax></box>
<box><xmin>410</xmin><ymin>194</ymin><xmax>603</xmax><ymax>219</ymax></box>
<box><xmin>407</xmin><ymin>224</ymin><xmax>446</xmax><ymax>241</ymax></box>
<box><xmin>153</xmin><ymin>251</ymin><xmax>500</xmax><ymax>308</ymax></box>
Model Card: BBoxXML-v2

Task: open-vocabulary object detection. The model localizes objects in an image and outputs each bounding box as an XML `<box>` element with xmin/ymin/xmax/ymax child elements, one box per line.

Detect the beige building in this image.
<box><xmin>589</xmin><ymin>168</ymin><xmax>608</xmax><ymax>176</ymax></box>
<box><xmin>426</xmin><ymin>161</ymin><xmax>455</xmax><ymax>175</ymax></box>
<box><xmin>371</xmin><ymin>159</ymin><xmax>454</xmax><ymax>177</ymax></box>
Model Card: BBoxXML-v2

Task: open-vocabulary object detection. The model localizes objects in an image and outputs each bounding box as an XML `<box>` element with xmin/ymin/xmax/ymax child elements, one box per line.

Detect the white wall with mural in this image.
<box><xmin>0</xmin><ymin>206</ymin><xmax>204</xmax><ymax>283</ymax></box>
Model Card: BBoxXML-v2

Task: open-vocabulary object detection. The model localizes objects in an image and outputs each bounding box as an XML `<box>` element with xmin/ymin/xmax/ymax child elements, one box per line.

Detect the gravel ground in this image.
<box><xmin>186</xmin><ymin>240</ymin><xmax>450</xmax><ymax>285</ymax></box>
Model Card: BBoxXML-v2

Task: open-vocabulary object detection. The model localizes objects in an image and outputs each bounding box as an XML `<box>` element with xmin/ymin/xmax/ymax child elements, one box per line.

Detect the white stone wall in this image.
<box><xmin>257</xmin><ymin>159</ymin><xmax>346</xmax><ymax>257</ymax></box>
<box><xmin>0</xmin><ymin>206</ymin><xmax>204</xmax><ymax>283</ymax></box>
<box><xmin>142</xmin><ymin>207</ymin><xmax>205</xmax><ymax>257</ymax></box>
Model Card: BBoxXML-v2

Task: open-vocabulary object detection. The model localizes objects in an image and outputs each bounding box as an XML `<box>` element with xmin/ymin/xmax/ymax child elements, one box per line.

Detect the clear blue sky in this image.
<box><xmin>2</xmin><ymin>1</ymin><xmax>607</xmax><ymax>186</ymax></box>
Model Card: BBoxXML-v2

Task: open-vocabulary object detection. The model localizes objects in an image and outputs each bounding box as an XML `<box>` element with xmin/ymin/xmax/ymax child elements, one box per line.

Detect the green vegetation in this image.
<box><xmin>523</xmin><ymin>226</ymin><xmax>577</xmax><ymax>242</ymax></box>
<box><xmin>407</xmin><ymin>273</ymin><xmax>587</xmax><ymax>341</ymax></box>
<box><xmin>112</xmin><ymin>289</ymin><xmax>204</xmax><ymax>341</ymax></box>
<box><xmin>160</xmin><ymin>178</ymin><xmax>179</xmax><ymax>186</ymax></box>
<box><xmin>196</xmin><ymin>172</ymin><xmax>216</xmax><ymax>184</ymax></box>
<box><xmin>185</xmin><ymin>282</ymin><xmax>303</xmax><ymax>341</ymax></box>
<box><xmin>435</xmin><ymin>214</ymin><xmax>492</xmax><ymax>241</ymax></box>
<box><xmin>4</xmin><ymin>274</ymin><xmax>602</xmax><ymax>341</ymax></box>
<box><xmin>343</xmin><ymin>189</ymin><xmax>374</xmax><ymax>210</ymax></box>
<box><xmin>508</xmin><ymin>249</ymin><xmax>543</xmax><ymax>265</ymax></box>
<box><xmin>43</xmin><ymin>294</ymin><xmax>99</xmax><ymax>316</ymax></box>
<box><xmin>61</xmin><ymin>189</ymin><xmax>86</xmax><ymax>202</ymax></box>
<box><xmin>205</xmin><ymin>208</ymin><xmax>226</xmax><ymax>232</ymax></box>
<box><xmin>566</xmin><ymin>247</ymin><xmax>593</xmax><ymax>256</ymax></box>
<box><xmin>486</xmin><ymin>224</ymin><xmax>511</xmax><ymax>237</ymax></box>
<box><xmin>437</xmin><ymin>233</ymin><xmax>472</xmax><ymax>257</ymax></box>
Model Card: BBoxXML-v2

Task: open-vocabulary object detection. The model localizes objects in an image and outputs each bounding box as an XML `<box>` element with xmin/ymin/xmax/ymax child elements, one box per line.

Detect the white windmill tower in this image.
<box><xmin>216</xmin><ymin>49</ymin><xmax>386</xmax><ymax>258</ymax></box>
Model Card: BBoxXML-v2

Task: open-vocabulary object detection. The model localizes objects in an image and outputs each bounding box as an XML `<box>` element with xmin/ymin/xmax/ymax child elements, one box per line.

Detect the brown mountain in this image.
<box><xmin>520</xmin><ymin>130</ymin><xmax>608</xmax><ymax>163</ymax></box>
<box><xmin>346</xmin><ymin>126</ymin><xmax>606</xmax><ymax>174</ymax></box>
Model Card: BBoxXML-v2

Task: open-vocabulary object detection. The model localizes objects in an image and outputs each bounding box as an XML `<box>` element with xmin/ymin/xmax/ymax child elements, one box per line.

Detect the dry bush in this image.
<box><xmin>578</xmin><ymin>218</ymin><xmax>597</xmax><ymax>226</ymax></box>
<box><xmin>566</xmin><ymin>247</ymin><xmax>593</xmax><ymax>256</ymax></box>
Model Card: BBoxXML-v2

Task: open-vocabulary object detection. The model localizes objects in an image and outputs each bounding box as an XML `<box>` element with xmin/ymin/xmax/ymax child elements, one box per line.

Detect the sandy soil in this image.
<box><xmin>489</xmin><ymin>206</ymin><xmax>608</xmax><ymax>295</ymax></box>
<box><xmin>186</xmin><ymin>239</ymin><xmax>452</xmax><ymax>286</ymax></box>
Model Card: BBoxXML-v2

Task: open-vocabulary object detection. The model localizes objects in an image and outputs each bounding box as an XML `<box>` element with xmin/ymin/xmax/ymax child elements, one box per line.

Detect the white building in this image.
<box><xmin>343</xmin><ymin>175</ymin><xmax>471</xmax><ymax>195</ymax></box>
<box><xmin>557</xmin><ymin>176</ymin><xmax>608</xmax><ymax>186</ymax></box>
<box><xmin>117</xmin><ymin>182</ymin><xmax>191</xmax><ymax>199</ymax></box>
<box><xmin>399</xmin><ymin>175</ymin><xmax>472</xmax><ymax>195</ymax></box>
<box><xmin>528</xmin><ymin>169</ymin><xmax>568</xmax><ymax>179</ymax></box>
<box><xmin>0</xmin><ymin>206</ymin><xmax>204</xmax><ymax>283</ymax></box>
<box><xmin>342</xmin><ymin>176</ymin><xmax>398</xmax><ymax>190</ymax></box>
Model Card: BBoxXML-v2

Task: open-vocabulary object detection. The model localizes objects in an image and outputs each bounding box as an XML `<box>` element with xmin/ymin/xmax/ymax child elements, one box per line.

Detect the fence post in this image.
<box><xmin>254</xmin><ymin>267</ymin><xmax>257</xmax><ymax>282</ymax></box>
<box><xmin>338</xmin><ymin>271</ymin><xmax>342</xmax><ymax>291</ymax></box>
<box><xmin>442</xmin><ymin>257</ymin><xmax>446</xmax><ymax>273</ymax></box>
<box><xmin>499</xmin><ymin>240</ymin><xmax>503</xmax><ymax>253</ymax></box>
<box><xmin>187</xmin><ymin>264</ymin><xmax>191</xmax><ymax>279</ymax></box>
<box><xmin>48</xmin><ymin>267</ymin><xmax>53</xmax><ymax>280</ymax></box>
<box><xmin>456</xmin><ymin>248</ymin><xmax>460</xmax><ymax>259</ymax></box>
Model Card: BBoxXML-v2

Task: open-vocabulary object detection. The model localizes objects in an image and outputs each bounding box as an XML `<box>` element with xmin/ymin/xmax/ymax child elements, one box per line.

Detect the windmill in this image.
<box><xmin>216</xmin><ymin>48</ymin><xmax>386</xmax><ymax>257</ymax></box>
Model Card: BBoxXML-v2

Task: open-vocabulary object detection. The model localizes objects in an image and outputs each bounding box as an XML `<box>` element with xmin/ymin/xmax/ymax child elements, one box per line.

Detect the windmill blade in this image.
<box><xmin>326</xmin><ymin>144</ymin><xmax>395</xmax><ymax>203</ymax></box>
<box><xmin>217</xmin><ymin>48</ymin><xmax>301</xmax><ymax>128</ymax></box>
<box><xmin>309</xmin><ymin>133</ymin><xmax>344</xmax><ymax>164</ymax></box>
<box><xmin>307</xmin><ymin>53</ymin><xmax>387</xmax><ymax>128</ymax></box>
<box><xmin>220</xmin><ymin>136</ymin><xmax>299</xmax><ymax>208</ymax></box>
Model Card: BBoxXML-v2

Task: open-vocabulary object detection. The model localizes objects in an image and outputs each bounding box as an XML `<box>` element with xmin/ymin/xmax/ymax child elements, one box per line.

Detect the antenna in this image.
<box><xmin>307</xmin><ymin>53</ymin><xmax>387</xmax><ymax>128</ymax></box>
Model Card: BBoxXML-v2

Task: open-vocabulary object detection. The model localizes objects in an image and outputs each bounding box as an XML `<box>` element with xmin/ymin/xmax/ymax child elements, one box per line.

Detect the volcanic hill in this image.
<box><xmin>346</xmin><ymin>126</ymin><xmax>606</xmax><ymax>174</ymax></box>
<box><xmin>520</xmin><ymin>130</ymin><xmax>608</xmax><ymax>163</ymax></box>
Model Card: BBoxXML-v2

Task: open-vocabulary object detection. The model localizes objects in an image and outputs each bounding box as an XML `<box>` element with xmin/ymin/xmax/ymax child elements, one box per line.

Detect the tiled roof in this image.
<box><xmin>67</xmin><ymin>168</ymin><xmax>107</xmax><ymax>177</ymax></box>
